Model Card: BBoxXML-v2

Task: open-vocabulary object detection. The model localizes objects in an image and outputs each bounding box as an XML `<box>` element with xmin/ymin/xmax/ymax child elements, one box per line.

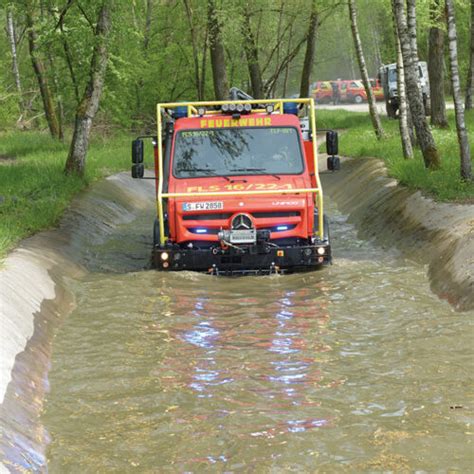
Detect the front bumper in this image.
<box><xmin>152</xmin><ymin>243</ymin><xmax>331</xmax><ymax>275</ymax></box>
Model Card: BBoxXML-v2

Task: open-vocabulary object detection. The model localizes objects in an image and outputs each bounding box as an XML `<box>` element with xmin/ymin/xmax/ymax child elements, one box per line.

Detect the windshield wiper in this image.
<box><xmin>184</xmin><ymin>168</ymin><xmax>230</xmax><ymax>181</ymax></box>
<box><xmin>229</xmin><ymin>168</ymin><xmax>281</xmax><ymax>180</ymax></box>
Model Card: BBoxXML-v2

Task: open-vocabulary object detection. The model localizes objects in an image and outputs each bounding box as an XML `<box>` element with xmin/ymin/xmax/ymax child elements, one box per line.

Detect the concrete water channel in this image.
<box><xmin>1</xmin><ymin>159</ymin><xmax>473</xmax><ymax>472</ymax></box>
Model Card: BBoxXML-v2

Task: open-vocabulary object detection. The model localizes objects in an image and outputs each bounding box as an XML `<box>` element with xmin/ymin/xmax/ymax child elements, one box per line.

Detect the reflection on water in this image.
<box><xmin>43</xmin><ymin>205</ymin><xmax>474</xmax><ymax>472</ymax></box>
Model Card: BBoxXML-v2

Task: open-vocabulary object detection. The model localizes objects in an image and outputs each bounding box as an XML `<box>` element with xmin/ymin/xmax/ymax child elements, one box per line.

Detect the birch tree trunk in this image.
<box><xmin>25</xmin><ymin>0</ymin><xmax>61</xmax><ymax>139</ymax></box>
<box><xmin>446</xmin><ymin>0</ymin><xmax>472</xmax><ymax>181</ymax></box>
<box><xmin>396</xmin><ymin>31</ymin><xmax>413</xmax><ymax>158</ymax></box>
<box><xmin>6</xmin><ymin>4</ymin><xmax>26</xmax><ymax>121</ymax></box>
<box><xmin>392</xmin><ymin>0</ymin><xmax>440</xmax><ymax>169</ymax></box>
<box><xmin>406</xmin><ymin>0</ymin><xmax>419</xmax><ymax>65</ymax></box>
<box><xmin>64</xmin><ymin>2</ymin><xmax>111</xmax><ymax>176</ymax></box>
<box><xmin>349</xmin><ymin>0</ymin><xmax>385</xmax><ymax>140</ymax></box>
<box><xmin>299</xmin><ymin>0</ymin><xmax>318</xmax><ymax>99</ymax></box>
<box><xmin>428</xmin><ymin>0</ymin><xmax>448</xmax><ymax>127</ymax></box>
<box><xmin>208</xmin><ymin>0</ymin><xmax>228</xmax><ymax>100</ymax></box>
<box><xmin>465</xmin><ymin>0</ymin><xmax>474</xmax><ymax>110</ymax></box>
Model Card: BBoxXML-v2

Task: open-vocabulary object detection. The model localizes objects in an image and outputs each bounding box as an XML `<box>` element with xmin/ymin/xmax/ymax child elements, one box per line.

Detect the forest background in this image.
<box><xmin>1</xmin><ymin>0</ymin><xmax>472</xmax><ymax>132</ymax></box>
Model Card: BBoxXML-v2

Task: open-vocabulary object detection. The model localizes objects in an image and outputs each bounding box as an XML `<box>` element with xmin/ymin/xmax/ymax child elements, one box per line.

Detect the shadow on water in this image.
<box><xmin>41</xmin><ymin>199</ymin><xmax>474</xmax><ymax>472</ymax></box>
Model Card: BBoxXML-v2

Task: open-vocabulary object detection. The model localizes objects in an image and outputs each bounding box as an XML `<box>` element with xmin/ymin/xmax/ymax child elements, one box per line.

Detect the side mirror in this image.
<box><xmin>132</xmin><ymin>139</ymin><xmax>144</xmax><ymax>164</ymax></box>
<box><xmin>131</xmin><ymin>163</ymin><xmax>144</xmax><ymax>178</ymax></box>
<box><xmin>326</xmin><ymin>130</ymin><xmax>338</xmax><ymax>156</ymax></box>
<box><xmin>327</xmin><ymin>156</ymin><xmax>341</xmax><ymax>171</ymax></box>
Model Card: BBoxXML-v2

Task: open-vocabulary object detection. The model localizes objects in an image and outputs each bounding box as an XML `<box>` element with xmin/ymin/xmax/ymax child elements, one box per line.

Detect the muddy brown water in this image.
<box><xmin>41</xmin><ymin>198</ymin><xmax>473</xmax><ymax>472</ymax></box>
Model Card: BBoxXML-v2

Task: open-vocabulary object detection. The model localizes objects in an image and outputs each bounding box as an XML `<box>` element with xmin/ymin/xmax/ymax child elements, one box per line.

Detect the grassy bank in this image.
<box><xmin>316</xmin><ymin>109</ymin><xmax>474</xmax><ymax>202</ymax></box>
<box><xmin>0</xmin><ymin>131</ymin><xmax>131</xmax><ymax>259</ymax></box>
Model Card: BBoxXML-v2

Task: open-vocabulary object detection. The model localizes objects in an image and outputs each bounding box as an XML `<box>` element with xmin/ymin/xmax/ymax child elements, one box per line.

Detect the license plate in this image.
<box><xmin>229</xmin><ymin>229</ymin><xmax>256</xmax><ymax>244</ymax></box>
<box><xmin>182</xmin><ymin>201</ymin><xmax>224</xmax><ymax>212</ymax></box>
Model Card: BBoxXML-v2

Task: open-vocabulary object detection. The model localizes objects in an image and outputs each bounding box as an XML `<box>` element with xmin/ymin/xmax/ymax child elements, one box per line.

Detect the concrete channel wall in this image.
<box><xmin>0</xmin><ymin>161</ymin><xmax>472</xmax><ymax>471</ymax></box>
<box><xmin>322</xmin><ymin>157</ymin><xmax>473</xmax><ymax>311</ymax></box>
<box><xmin>0</xmin><ymin>175</ymin><xmax>155</xmax><ymax>472</ymax></box>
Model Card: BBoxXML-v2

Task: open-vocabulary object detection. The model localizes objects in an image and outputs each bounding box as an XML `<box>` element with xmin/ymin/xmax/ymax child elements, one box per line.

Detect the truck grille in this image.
<box><xmin>183</xmin><ymin>211</ymin><xmax>299</xmax><ymax>221</ymax></box>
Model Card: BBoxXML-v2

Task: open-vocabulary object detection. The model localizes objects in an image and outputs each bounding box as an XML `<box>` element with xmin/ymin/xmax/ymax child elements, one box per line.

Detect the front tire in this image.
<box><xmin>153</xmin><ymin>218</ymin><xmax>169</xmax><ymax>247</ymax></box>
<box><xmin>354</xmin><ymin>95</ymin><xmax>363</xmax><ymax>104</ymax></box>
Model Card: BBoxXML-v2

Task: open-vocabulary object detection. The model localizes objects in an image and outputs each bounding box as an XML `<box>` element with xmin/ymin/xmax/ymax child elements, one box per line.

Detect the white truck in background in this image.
<box><xmin>378</xmin><ymin>61</ymin><xmax>431</xmax><ymax>118</ymax></box>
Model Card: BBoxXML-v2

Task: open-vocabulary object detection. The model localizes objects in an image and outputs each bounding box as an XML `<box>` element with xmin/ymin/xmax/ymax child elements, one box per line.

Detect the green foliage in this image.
<box><xmin>317</xmin><ymin>109</ymin><xmax>474</xmax><ymax>202</ymax></box>
<box><xmin>0</xmin><ymin>131</ymin><xmax>130</xmax><ymax>257</ymax></box>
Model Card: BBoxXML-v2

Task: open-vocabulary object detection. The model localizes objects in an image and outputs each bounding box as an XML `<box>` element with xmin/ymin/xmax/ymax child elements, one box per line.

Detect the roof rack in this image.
<box><xmin>160</xmin><ymin>97</ymin><xmax>311</xmax><ymax>119</ymax></box>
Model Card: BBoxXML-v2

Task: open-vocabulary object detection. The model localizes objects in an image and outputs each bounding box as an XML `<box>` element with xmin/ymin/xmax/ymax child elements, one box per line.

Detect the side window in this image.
<box><xmin>340</xmin><ymin>83</ymin><xmax>347</xmax><ymax>90</ymax></box>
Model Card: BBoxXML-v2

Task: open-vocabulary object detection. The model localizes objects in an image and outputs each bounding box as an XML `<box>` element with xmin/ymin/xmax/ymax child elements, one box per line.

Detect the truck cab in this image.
<box><xmin>131</xmin><ymin>98</ymin><xmax>339</xmax><ymax>275</ymax></box>
<box><xmin>378</xmin><ymin>61</ymin><xmax>431</xmax><ymax>118</ymax></box>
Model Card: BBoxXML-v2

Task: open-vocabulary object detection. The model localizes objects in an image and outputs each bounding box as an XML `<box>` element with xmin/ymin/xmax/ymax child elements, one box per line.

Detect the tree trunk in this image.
<box><xmin>392</xmin><ymin>0</ymin><xmax>440</xmax><ymax>169</ymax></box>
<box><xmin>446</xmin><ymin>0</ymin><xmax>472</xmax><ymax>181</ymax></box>
<box><xmin>25</xmin><ymin>0</ymin><xmax>61</xmax><ymax>139</ymax></box>
<box><xmin>183</xmin><ymin>0</ymin><xmax>203</xmax><ymax>100</ymax></box>
<box><xmin>64</xmin><ymin>2</ymin><xmax>111</xmax><ymax>176</ymax></box>
<box><xmin>406</xmin><ymin>0</ymin><xmax>419</xmax><ymax>64</ymax></box>
<box><xmin>242</xmin><ymin>6</ymin><xmax>263</xmax><ymax>99</ymax></box>
<box><xmin>396</xmin><ymin>31</ymin><xmax>413</xmax><ymax>158</ymax></box>
<box><xmin>208</xmin><ymin>0</ymin><xmax>228</xmax><ymax>100</ymax></box>
<box><xmin>465</xmin><ymin>0</ymin><xmax>474</xmax><ymax>110</ymax></box>
<box><xmin>393</xmin><ymin>8</ymin><xmax>416</xmax><ymax>148</ymax></box>
<box><xmin>349</xmin><ymin>0</ymin><xmax>385</xmax><ymax>140</ymax></box>
<box><xmin>6</xmin><ymin>4</ymin><xmax>26</xmax><ymax>120</ymax></box>
<box><xmin>200</xmin><ymin>24</ymin><xmax>208</xmax><ymax>100</ymax></box>
<box><xmin>144</xmin><ymin>0</ymin><xmax>153</xmax><ymax>51</ymax></box>
<box><xmin>299</xmin><ymin>0</ymin><xmax>318</xmax><ymax>99</ymax></box>
<box><xmin>428</xmin><ymin>0</ymin><xmax>448</xmax><ymax>127</ymax></box>
<box><xmin>281</xmin><ymin>22</ymin><xmax>293</xmax><ymax>97</ymax></box>
<box><xmin>46</xmin><ymin>51</ymin><xmax>64</xmax><ymax>140</ymax></box>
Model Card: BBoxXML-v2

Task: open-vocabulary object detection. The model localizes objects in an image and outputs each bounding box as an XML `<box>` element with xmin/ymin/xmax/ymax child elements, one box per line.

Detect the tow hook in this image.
<box><xmin>270</xmin><ymin>262</ymin><xmax>281</xmax><ymax>275</ymax></box>
<box><xmin>208</xmin><ymin>264</ymin><xmax>220</xmax><ymax>276</ymax></box>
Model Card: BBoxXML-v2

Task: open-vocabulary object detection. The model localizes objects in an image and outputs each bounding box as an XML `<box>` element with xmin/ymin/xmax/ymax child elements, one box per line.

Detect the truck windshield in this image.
<box><xmin>173</xmin><ymin>127</ymin><xmax>303</xmax><ymax>178</ymax></box>
<box><xmin>388</xmin><ymin>68</ymin><xmax>397</xmax><ymax>83</ymax></box>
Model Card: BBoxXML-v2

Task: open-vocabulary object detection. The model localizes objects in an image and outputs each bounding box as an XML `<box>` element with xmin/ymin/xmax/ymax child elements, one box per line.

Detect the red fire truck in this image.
<box><xmin>131</xmin><ymin>92</ymin><xmax>339</xmax><ymax>275</ymax></box>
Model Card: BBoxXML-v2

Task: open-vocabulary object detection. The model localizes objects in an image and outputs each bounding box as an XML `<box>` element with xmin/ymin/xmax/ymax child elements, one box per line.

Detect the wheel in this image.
<box><xmin>153</xmin><ymin>218</ymin><xmax>169</xmax><ymax>246</ymax></box>
<box><xmin>386</xmin><ymin>101</ymin><xmax>398</xmax><ymax>119</ymax></box>
<box><xmin>423</xmin><ymin>96</ymin><xmax>432</xmax><ymax>116</ymax></box>
<box><xmin>153</xmin><ymin>219</ymin><xmax>160</xmax><ymax>247</ymax></box>
<box><xmin>354</xmin><ymin>95</ymin><xmax>363</xmax><ymax>104</ymax></box>
<box><xmin>314</xmin><ymin>213</ymin><xmax>330</xmax><ymax>242</ymax></box>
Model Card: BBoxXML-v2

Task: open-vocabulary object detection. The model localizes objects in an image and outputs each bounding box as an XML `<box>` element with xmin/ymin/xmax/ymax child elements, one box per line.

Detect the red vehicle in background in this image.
<box><xmin>311</xmin><ymin>81</ymin><xmax>333</xmax><ymax>103</ymax></box>
<box><xmin>340</xmin><ymin>80</ymin><xmax>366</xmax><ymax>103</ymax></box>
<box><xmin>369</xmin><ymin>78</ymin><xmax>384</xmax><ymax>101</ymax></box>
<box><xmin>312</xmin><ymin>79</ymin><xmax>384</xmax><ymax>104</ymax></box>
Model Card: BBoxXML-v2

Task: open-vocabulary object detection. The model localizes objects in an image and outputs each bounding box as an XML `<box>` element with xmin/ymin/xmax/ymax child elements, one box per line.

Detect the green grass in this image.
<box><xmin>0</xmin><ymin>130</ymin><xmax>131</xmax><ymax>258</ymax></box>
<box><xmin>316</xmin><ymin>108</ymin><xmax>474</xmax><ymax>202</ymax></box>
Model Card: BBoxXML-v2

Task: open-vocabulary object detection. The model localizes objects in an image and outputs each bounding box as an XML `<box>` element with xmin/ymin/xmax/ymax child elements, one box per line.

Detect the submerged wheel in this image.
<box><xmin>314</xmin><ymin>214</ymin><xmax>330</xmax><ymax>242</ymax></box>
<box><xmin>153</xmin><ymin>218</ymin><xmax>169</xmax><ymax>247</ymax></box>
